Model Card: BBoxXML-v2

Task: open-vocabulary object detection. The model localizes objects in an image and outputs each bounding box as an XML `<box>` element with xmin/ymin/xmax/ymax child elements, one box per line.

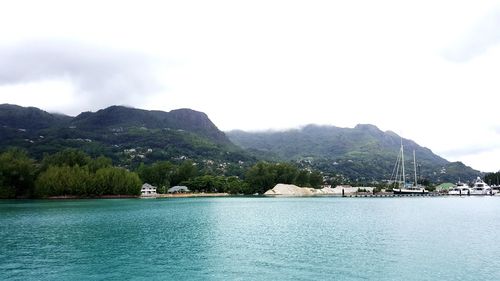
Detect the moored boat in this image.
<box><xmin>390</xmin><ymin>140</ymin><xmax>428</xmax><ymax>195</ymax></box>
<box><xmin>393</xmin><ymin>186</ymin><xmax>428</xmax><ymax>195</ymax></box>
<box><xmin>448</xmin><ymin>181</ymin><xmax>470</xmax><ymax>195</ymax></box>
<box><xmin>470</xmin><ymin>177</ymin><xmax>493</xmax><ymax>195</ymax></box>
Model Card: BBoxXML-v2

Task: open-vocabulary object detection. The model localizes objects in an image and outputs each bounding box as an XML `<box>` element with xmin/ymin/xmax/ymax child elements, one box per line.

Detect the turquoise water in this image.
<box><xmin>1</xmin><ymin>197</ymin><xmax>500</xmax><ymax>280</ymax></box>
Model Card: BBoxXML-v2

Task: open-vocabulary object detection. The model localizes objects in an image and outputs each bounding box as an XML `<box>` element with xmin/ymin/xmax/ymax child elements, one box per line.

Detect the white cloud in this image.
<box><xmin>0</xmin><ymin>39</ymin><xmax>163</xmax><ymax>114</ymax></box>
<box><xmin>443</xmin><ymin>7</ymin><xmax>500</xmax><ymax>62</ymax></box>
<box><xmin>1</xmin><ymin>0</ymin><xmax>500</xmax><ymax>171</ymax></box>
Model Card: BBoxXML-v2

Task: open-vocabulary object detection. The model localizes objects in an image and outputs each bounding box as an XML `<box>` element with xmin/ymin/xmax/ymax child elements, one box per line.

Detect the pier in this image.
<box><xmin>343</xmin><ymin>192</ymin><xmax>445</xmax><ymax>198</ymax></box>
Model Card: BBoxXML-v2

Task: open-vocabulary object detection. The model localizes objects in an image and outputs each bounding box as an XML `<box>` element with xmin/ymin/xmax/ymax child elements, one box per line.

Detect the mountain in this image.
<box><xmin>0</xmin><ymin>104</ymin><xmax>252</xmax><ymax>170</ymax></box>
<box><xmin>0</xmin><ymin>104</ymin><xmax>71</xmax><ymax>130</ymax></box>
<box><xmin>71</xmin><ymin>106</ymin><xmax>230</xmax><ymax>144</ymax></box>
<box><xmin>227</xmin><ymin>124</ymin><xmax>480</xmax><ymax>183</ymax></box>
<box><xmin>1</xmin><ymin>104</ymin><xmax>480</xmax><ymax>183</ymax></box>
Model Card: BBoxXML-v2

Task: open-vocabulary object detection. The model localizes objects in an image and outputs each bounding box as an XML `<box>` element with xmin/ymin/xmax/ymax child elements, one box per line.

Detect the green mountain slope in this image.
<box><xmin>227</xmin><ymin>124</ymin><xmax>480</xmax><ymax>183</ymax></box>
<box><xmin>0</xmin><ymin>104</ymin><xmax>253</xmax><ymax>170</ymax></box>
<box><xmin>1</xmin><ymin>104</ymin><xmax>480</xmax><ymax>183</ymax></box>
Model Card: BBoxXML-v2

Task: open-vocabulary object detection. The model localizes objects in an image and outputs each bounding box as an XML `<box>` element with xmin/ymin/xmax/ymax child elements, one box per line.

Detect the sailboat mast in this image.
<box><xmin>401</xmin><ymin>139</ymin><xmax>405</xmax><ymax>188</ymax></box>
<box><xmin>413</xmin><ymin>150</ymin><xmax>417</xmax><ymax>187</ymax></box>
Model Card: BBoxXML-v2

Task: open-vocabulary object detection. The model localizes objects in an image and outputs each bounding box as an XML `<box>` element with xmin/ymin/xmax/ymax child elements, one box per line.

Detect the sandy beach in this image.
<box><xmin>157</xmin><ymin>193</ymin><xmax>230</xmax><ymax>198</ymax></box>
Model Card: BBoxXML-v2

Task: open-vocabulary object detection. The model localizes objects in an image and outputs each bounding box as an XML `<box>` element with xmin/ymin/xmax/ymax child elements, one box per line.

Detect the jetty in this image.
<box><xmin>263</xmin><ymin>183</ymin><xmax>444</xmax><ymax>197</ymax></box>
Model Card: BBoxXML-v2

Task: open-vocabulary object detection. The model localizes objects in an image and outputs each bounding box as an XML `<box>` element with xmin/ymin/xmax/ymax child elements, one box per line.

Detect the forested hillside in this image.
<box><xmin>0</xmin><ymin>104</ymin><xmax>254</xmax><ymax>172</ymax></box>
<box><xmin>227</xmin><ymin>124</ymin><xmax>480</xmax><ymax>183</ymax></box>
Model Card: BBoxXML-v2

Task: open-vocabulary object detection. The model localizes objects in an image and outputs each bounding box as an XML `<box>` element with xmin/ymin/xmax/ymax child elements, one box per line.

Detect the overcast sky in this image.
<box><xmin>1</xmin><ymin>0</ymin><xmax>499</xmax><ymax>172</ymax></box>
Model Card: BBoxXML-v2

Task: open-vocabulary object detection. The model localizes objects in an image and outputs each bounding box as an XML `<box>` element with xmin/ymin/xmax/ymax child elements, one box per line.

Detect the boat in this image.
<box><xmin>448</xmin><ymin>181</ymin><xmax>471</xmax><ymax>195</ymax></box>
<box><xmin>390</xmin><ymin>140</ymin><xmax>428</xmax><ymax>195</ymax></box>
<box><xmin>490</xmin><ymin>177</ymin><xmax>500</xmax><ymax>195</ymax></box>
<box><xmin>492</xmin><ymin>185</ymin><xmax>500</xmax><ymax>195</ymax></box>
<box><xmin>469</xmin><ymin>177</ymin><xmax>493</xmax><ymax>196</ymax></box>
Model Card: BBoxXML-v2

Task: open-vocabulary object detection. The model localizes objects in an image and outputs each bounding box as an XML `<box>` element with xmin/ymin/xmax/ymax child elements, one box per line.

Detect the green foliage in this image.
<box><xmin>35</xmin><ymin>165</ymin><xmax>93</xmax><ymax>197</ymax></box>
<box><xmin>245</xmin><ymin>162</ymin><xmax>278</xmax><ymax>194</ymax></box>
<box><xmin>485</xmin><ymin>172</ymin><xmax>500</xmax><ymax>186</ymax></box>
<box><xmin>30</xmin><ymin>149</ymin><xmax>141</xmax><ymax>198</ymax></box>
<box><xmin>295</xmin><ymin>170</ymin><xmax>310</xmax><ymax>187</ymax></box>
<box><xmin>244</xmin><ymin>161</ymin><xmax>324</xmax><ymax>194</ymax></box>
<box><xmin>88</xmin><ymin>156</ymin><xmax>113</xmax><ymax>173</ymax></box>
<box><xmin>94</xmin><ymin>167</ymin><xmax>142</xmax><ymax>196</ymax></box>
<box><xmin>425</xmin><ymin>185</ymin><xmax>436</xmax><ymax>192</ymax></box>
<box><xmin>35</xmin><ymin>165</ymin><xmax>141</xmax><ymax>197</ymax></box>
<box><xmin>308</xmin><ymin>171</ymin><xmax>323</xmax><ymax>189</ymax></box>
<box><xmin>182</xmin><ymin>175</ymin><xmax>224</xmax><ymax>193</ymax></box>
<box><xmin>41</xmin><ymin>149</ymin><xmax>91</xmax><ymax>171</ymax></box>
<box><xmin>228</xmin><ymin>124</ymin><xmax>480</xmax><ymax>184</ymax></box>
<box><xmin>137</xmin><ymin>161</ymin><xmax>175</xmax><ymax>193</ymax></box>
<box><xmin>0</xmin><ymin>104</ymin><xmax>256</xmax><ymax>173</ymax></box>
<box><xmin>1</xmin><ymin>147</ymin><xmax>329</xmax><ymax>197</ymax></box>
<box><xmin>274</xmin><ymin>163</ymin><xmax>299</xmax><ymax>184</ymax></box>
<box><xmin>182</xmin><ymin>175</ymin><xmax>249</xmax><ymax>194</ymax></box>
<box><xmin>171</xmin><ymin>161</ymin><xmax>198</xmax><ymax>186</ymax></box>
<box><xmin>0</xmin><ymin>149</ymin><xmax>36</xmax><ymax>198</ymax></box>
<box><xmin>225</xmin><ymin>176</ymin><xmax>251</xmax><ymax>194</ymax></box>
<box><xmin>2</xmin><ymin>104</ymin><xmax>481</xmax><ymax>186</ymax></box>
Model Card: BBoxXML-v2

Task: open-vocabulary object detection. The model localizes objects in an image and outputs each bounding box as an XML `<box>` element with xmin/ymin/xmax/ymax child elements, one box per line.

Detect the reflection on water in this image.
<box><xmin>1</xmin><ymin>197</ymin><xmax>500</xmax><ymax>280</ymax></box>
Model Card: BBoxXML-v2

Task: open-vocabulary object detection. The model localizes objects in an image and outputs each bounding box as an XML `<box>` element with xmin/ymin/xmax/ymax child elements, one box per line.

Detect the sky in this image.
<box><xmin>0</xmin><ymin>0</ymin><xmax>500</xmax><ymax>172</ymax></box>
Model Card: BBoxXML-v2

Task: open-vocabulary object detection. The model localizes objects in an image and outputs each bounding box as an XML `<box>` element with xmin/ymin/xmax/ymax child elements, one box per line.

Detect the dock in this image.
<box><xmin>342</xmin><ymin>192</ymin><xmax>445</xmax><ymax>198</ymax></box>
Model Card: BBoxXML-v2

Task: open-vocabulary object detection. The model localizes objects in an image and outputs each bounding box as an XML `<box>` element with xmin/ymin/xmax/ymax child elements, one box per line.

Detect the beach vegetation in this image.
<box><xmin>0</xmin><ymin>148</ymin><xmax>36</xmax><ymax>198</ymax></box>
<box><xmin>245</xmin><ymin>161</ymin><xmax>324</xmax><ymax>193</ymax></box>
<box><xmin>1</xmin><ymin>149</ymin><xmax>325</xmax><ymax>198</ymax></box>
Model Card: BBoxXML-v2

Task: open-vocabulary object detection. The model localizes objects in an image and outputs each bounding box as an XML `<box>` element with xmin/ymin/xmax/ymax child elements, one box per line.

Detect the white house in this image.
<box><xmin>167</xmin><ymin>186</ymin><xmax>190</xmax><ymax>193</ymax></box>
<box><xmin>141</xmin><ymin>183</ymin><xmax>157</xmax><ymax>197</ymax></box>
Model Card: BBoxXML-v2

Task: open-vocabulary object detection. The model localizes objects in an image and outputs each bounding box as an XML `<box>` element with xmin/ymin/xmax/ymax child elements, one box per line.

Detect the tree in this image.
<box><xmin>0</xmin><ymin>149</ymin><xmax>36</xmax><ymax>198</ymax></box>
<box><xmin>294</xmin><ymin>170</ymin><xmax>310</xmax><ymax>187</ymax></box>
<box><xmin>275</xmin><ymin>163</ymin><xmax>298</xmax><ymax>184</ymax></box>
<box><xmin>137</xmin><ymin>161</ymin><xmax>175</xmax><ymax>193</ymax></box>
<box><xmin>224</xmin><ymin>176</ymin><xmax>250</xmax><ymax>194</ymax></box>
<box><xmin>182</xmin><ymin>175</ymin><xmax>249</xmax><ymax>194</ymax></box>
<box><xmin>41</xmin><ymin>149</ymin><xmax>91</xmax><ymax>171</ymax></box>
<box><xmin>171</xmin><ymin>160</ymin><xmax>197</xmax><ymax>186</ymax></box>
<box><xmin>35</xmin><ymin>164</ymin><xmax>141</xmax><ymax>197</ymax></box>
<box><xmin>35</xmin><ymin>165</ymin><xmax>93</xmax><ymax>197</ymax></box>
<box><xmin>308</xmin><ymin>171</ymin><xmax>324</xmax><ymax>188</ymax></box>
<box><xmin>485</xmin><ymin>172</ymin><xmax>500</xmax><ymax>186</ymax></box>
<box><xmin>245</xmin><ymin>162</ymin><xmax>277</xmax><ymax>194</ymax></box>
<box><xmin>182</xmin><ymin>175</ymin><xmax>222</xmax><ymax>192</ymax></box>
<box><xmin>88</xmin><ymin>156</ymin><xmax>113</xmax><ymax>173</ymax></box>
<box><xmin>94</xmin><ymin>167</ymin><xmax>142</xmax><ymax>195</ymax></box>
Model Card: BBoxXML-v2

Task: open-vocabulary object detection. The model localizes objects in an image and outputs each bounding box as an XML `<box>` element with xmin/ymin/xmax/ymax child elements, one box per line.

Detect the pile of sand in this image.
<box><xmin>263</xmin><ymin>184</ymin><xmax>374</xmax><ymax>196</ymax></box>
<box><xmin>263</xmin><ymin>184</ymin><xmax>317</xmax><ymax>196</ymax></box>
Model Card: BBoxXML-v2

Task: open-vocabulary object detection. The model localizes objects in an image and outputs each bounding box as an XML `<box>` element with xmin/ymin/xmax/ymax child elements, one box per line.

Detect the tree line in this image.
<box><xmin>0</xmin><ymin>149</ymin><xmax>141</xmax><ymax>198</ymax></box>
<box><xmin>0</xmin><ymin>148</ymin><xmax>325</xmax><ymax>198</ymax></box>
<box><xmin>485</xmin><ymin>172</ymin><xmax>500</xmax><ymax>186</ymax></box>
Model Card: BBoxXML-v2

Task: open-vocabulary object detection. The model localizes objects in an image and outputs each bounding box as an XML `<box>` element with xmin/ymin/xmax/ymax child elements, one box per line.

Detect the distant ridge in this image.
<box><xmin>227</xmin><ymin>124</ymin><xmax>480</xmax><ymax>183</ymax></box>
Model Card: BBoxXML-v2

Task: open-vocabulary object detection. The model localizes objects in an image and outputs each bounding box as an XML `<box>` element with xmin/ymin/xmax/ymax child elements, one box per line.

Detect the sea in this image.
<box><xmin>1</xmin><ymin>196</ymin><xmax>500</xmax><ymax>281</ymax></box>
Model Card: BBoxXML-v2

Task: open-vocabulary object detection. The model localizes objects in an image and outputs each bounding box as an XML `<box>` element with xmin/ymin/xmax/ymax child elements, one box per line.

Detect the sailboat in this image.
<box><xmin>391</xmin><ymin>139</ymin><xmax>428</xmax><ymax>195</ymax></box>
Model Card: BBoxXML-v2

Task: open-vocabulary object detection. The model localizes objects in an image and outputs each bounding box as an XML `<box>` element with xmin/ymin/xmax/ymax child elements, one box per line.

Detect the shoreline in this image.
<box><xmin>2</xmin><ymin>193</ymin><xmax>230</xmax><ymax>200</ymax></box>
<box><xmin>156</xmin><ymin>192</ymin><xmax>230</xmax><ymax>198</ymax></box>
<box><xmin>3</xmin><ymin>192</ymin><xmax>489</xmax><ymax>200</ymax></box>
<box><xmin>43</xmin><ymin>193</ymin><xmax>231</xmax><ymax>199</ymax></box>
<box><xmin>46</xmin><ymin>195</ymin><xmax>140</xmax><ymax>199</ymax></box>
